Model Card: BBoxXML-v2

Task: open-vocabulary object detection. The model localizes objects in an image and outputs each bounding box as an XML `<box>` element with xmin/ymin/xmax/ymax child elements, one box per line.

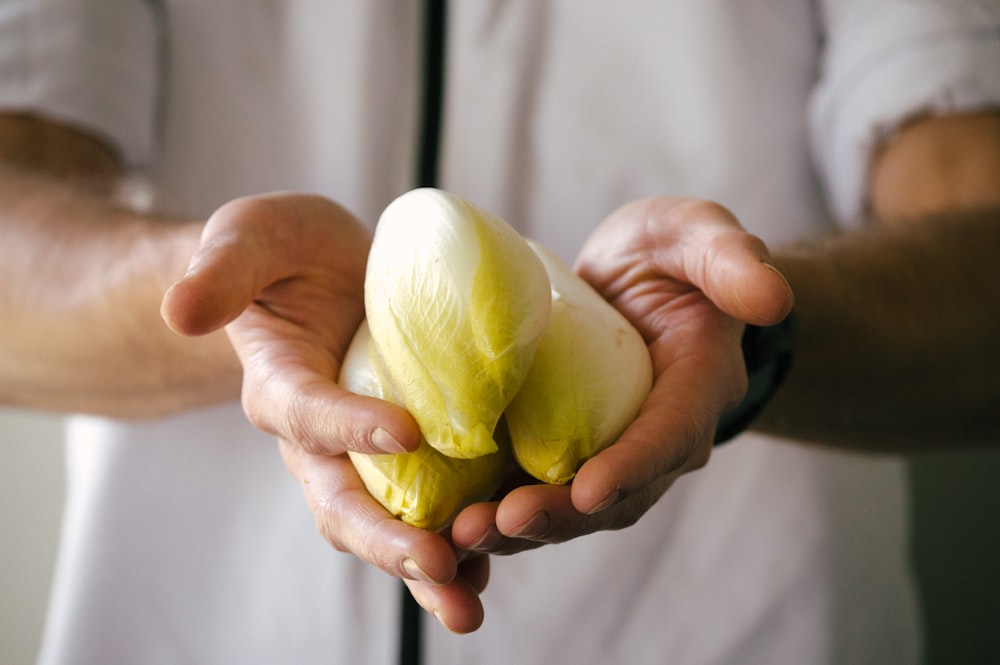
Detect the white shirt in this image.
<box><xmin>4</xmin><ymin>1</ymin><xmax>999</xmax><ymax>663</ymax></box>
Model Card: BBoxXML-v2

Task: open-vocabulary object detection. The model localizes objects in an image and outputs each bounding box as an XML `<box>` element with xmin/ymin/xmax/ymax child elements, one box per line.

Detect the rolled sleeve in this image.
<box><xmin>0</xmin><ymin>0</ymin><xmax>160</xmax><ymax>166</ymax></box>
<box><xmin>809</xmin><ymin>2</ymin><xmax>1000</xmax><ymax>225</ymax></box>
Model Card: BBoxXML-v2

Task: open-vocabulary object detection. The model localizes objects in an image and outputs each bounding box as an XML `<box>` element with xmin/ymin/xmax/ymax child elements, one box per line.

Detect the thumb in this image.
<box><xmin>599</xmin><ymin>196</ymin><xmax>795</xmax><ymax>326</ymax></box>
<box><xmin>161</xmin><ymin>198</ymin><xmax>266</xmax><ymax>337</ymax></box>
<box><xmin>160</xmin><ymin>193</ymin><xmax>368</xmax><ymax>335</ymax></box>
<box><xmin>703</xmin><ymin>235</ymin><xmax>795</xmax><ymax>326</ymax></box>
<box><xmin>161</xmin><ymin>233</ymin><xmax>258</xmax><ymax>336</ymax></box>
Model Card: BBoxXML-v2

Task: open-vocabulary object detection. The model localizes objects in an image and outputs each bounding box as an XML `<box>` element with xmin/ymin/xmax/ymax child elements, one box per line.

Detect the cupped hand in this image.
<box><xmin>160</xmin><ymin>192</ymin><xmax>487</xmax><ymax>632</ymax></box>
<box><xmin>451</xmin><ymin>197</ymin><xmax>795</xmax><ymax>555</ymax></box>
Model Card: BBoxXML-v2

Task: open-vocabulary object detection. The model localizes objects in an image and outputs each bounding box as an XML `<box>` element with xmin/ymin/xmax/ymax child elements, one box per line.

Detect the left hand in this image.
<box><xmin>450</xmin><ymin>196</ymin><xmax>795</xmax><ymax>555</ymax></box>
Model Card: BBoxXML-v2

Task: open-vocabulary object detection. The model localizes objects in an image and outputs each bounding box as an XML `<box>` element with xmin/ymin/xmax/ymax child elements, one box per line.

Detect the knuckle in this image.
<box><xmin>211</xmin><ymin>193</ymin><xmax>280</xmax><ymax>230</ymax></box>
<box><xmin>313</xmin><ymin>488</ymin><xmax>404</xmax><ymax>575</ymax></box>
<box><xmin>240</xmin><ymin>388</ymin><xmax>277</xmax><ymax>437</ymax></box>
<box><xmin>312</xmin><ymin>490</ymin><xmax>364</xmax><ymax>556</ymax></box>
<box><xmin>283</xmin><ymin>388</ymin><xmax>330</xmax><ymax>456</ymax></box>
<box><xmin>671</xmin><ymin>198</ymin><xmax>736</xmax><ymax>226</ymax></box>
<box><xmin>613</xmin><ymin>509</ymin><xmax>644</xmax><ymax>531</ymax></box>
<box><xmin>586</xmin><ymin>503</ymin><xmax>642</xmax><ymax>535</ymax></box>
<box><xmin>687</xmin><ymin>442</ymin><xmax>713</xmax><ymax>471</ymax></box>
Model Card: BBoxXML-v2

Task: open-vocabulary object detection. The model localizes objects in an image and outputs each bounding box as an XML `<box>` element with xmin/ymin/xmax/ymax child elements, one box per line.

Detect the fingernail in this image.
<box><xmin>509</xmin><ymin>512</ymin><xmax>550</xmax><ymax>539</ymax></box>
<box><xmin>181</xmin><ymin>251</ymin><xmax>204</xmax><ymax>280</ymax></box>
<box><xmin>402</xmin><ymin>558</ymin><xmax>435</xmax><ymax>584</ymax></box>
<box><xmin>762</xmin><ymin>261</ymin><xmax>793</xmax><ymax>291</ymax></box>
<box><xmin>587</xmin><ymin>489</ymin><xmax>622</xmax><ymax>514</ymax></box>
<box><xmin>371</xmin><ymin>427</ymin><xmax>407</xmax><ymax>453</ymax></box>
<box><xmin>468</xmin><ymin>526</ymin><xmax>503</xmax><ymax>552</ymax></box>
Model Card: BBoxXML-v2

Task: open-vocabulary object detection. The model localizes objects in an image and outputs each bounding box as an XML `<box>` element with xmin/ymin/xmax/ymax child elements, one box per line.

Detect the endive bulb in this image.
<box><xmin>505</xmin><ymin>241</ymin><xmax>653</xmax><ymax>485</ymax></box>
<box><xmin>364</xmin><ymin>188</ymin><xmax>552</xmax><ymax>459</ymax></box>
<box><xmin>340</xmin><ymin>322</ymin><xmax>510</xmax><ymax>531</ymax></box>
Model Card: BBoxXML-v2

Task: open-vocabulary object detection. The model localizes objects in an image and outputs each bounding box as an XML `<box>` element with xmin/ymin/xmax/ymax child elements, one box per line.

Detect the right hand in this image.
<box><xmin>161</xmin><ymin>192</ymin><xmax>489</xmax><ymax>633</ymax></box>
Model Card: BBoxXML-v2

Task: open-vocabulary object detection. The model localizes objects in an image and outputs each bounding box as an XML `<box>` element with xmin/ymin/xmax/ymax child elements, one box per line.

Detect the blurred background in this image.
<box><xmin>2</xmin><ymin>407</ymin><xmax>998</xmax><ymax>665</ymax></box>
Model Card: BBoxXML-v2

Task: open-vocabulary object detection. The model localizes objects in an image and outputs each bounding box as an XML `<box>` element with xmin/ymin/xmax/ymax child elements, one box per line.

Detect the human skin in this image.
<box><xmin>2</xmin><ymin>111</ymin><xmax>998</xmax><ymax>632</ymax></box>
<box><xmin>759</xmin><ymin>113</ymin><xmax>1000</xmax><ymax>451</ymax></box>
<box><xmin>449</xmin><ymin>113</ymin><xmax>1000</xmax><ymax>559</ymax></box>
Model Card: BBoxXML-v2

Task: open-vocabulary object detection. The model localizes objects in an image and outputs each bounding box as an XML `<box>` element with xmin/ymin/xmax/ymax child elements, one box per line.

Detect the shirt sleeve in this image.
<box><xmin>0</xmin><ymin>0</ymin><xmax>160</xmax><ymax>167</ymax></box>
<box><xmin>809</xmin><ymin>0</ymin><xmax>1000</xmax><ymax>226</ymax></box>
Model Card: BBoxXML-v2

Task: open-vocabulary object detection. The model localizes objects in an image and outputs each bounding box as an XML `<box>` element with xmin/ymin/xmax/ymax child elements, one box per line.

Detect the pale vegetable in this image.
<box><xmin>505</xmin><ymin>241</ymin><xmax>653</xmax><ymax>484</ymax></box>
<box><xmin>340</xmin><ymin>322</ymin><xmax>510</xmax><ymax>531</ymax></box>
<box><xmin>345</xmin><ymin>188</ymin><xmax>653</xmax><ymax>530</ymax></box>
<box><xmin>364</xmin><ymin>188</ymin><xmax>552</xmax><ymax>459</ymax></box>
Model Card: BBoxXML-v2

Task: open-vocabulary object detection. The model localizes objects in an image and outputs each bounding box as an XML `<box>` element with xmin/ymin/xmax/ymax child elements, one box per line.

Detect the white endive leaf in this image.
<box><xmin>505</xmin><ymin>241</ymin><xmax>653</xmax><ymax>484</ymax></box>
<box><xmin>365</xmin><ymin>188</ymin><xmax>551</xmax><ymax>459</ymax></box>
<box><xmin>340</xmin><ymin>322</ymin><xmax>510</xmax><ymax>532</ymax></box>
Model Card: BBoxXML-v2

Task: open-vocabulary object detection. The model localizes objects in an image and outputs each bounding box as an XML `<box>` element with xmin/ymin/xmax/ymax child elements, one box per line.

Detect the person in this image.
<box><xmin>1</xmin><ymin>1</ymin><xmax>998</xmax><ymax>663</ymax></box>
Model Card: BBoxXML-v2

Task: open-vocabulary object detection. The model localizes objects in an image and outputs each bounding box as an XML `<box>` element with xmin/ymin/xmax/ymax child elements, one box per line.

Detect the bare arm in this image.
<box><xmin>0</xmin><ymin>112</ymin><xmax>474</xmax><ymax>628</ymax></box>
<box><xmin>0</xmin><ymin>113</ymin><xmax>240</xmax><ymax>417</ymax></box>
<box><xmin>758</xmin><ymin>112</ymin><xmax>1000</xmax><ymax>450</ymax></box>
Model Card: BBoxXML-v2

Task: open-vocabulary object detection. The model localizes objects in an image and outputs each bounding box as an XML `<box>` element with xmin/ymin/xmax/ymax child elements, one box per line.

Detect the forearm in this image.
<box><xmin>757</xmin><ymin>207</ymin><xmax>1000</xmax><ymax>451</ymax></box>
<box><xmin>0</xmin><ymin>164</ymin><xmax>240</xmax><ymax>417</ymax></box>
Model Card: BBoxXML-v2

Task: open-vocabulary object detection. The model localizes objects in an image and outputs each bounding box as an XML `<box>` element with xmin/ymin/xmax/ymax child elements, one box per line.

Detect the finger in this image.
<box><xmin>403</xmin><ymin>577</ymin><xmax>486</xmax><ymax>635</ymax></box>
<box><xmin>569</xmin><ymin>286</ymin><xmax>742</xmax><ymax>512</ymax></box>
<box><xmin>458</xmin><ymin>553</ymin><xmax>491</xmax><ymax>595</ymax></box>
<box><xmin>233</xmin><ymin>308</ymin><xmax>420</xmax><ymax>455</ymax></box>
<box><xmin>644</xmin><ymin>198</ymin><xmax>794</xmax><ymax>325</ymax></box>
<box><xmin>699</xmin><ymin>234</ymin><xmax>795</xmax><ymax>326</ymax></box>
<box><xmin>570</xmin><ymin>350</ymin><xmax>727</xmax><ymax>513</ymax></box>
<box><xmin>280</xmin><ymin>440</ymin><xmax>458</xmax><ymax>584</ymax></box>
<box><xmin>160</xmin><ymin>230</ymin><xmax>261</xmax><ymax>336</ymax></box>
<box><xmin>568</xmin><ymin>327</ymin><xmax>735</xmax><ymax>515</ymax></box>
<box><xmin>577</xmin><ymin>197</ymin><xmax>795</xmax><ymax>326</ymax></box>
<box><xmin>399</xmin><ymin>543</ymin><xmax>489</xmax><ymax>633</ymax></box>
<box><xmin>249</xmin><ymin>370</ymin><xmax>420</xmax><ymax>456</ymax></box>
<box><xmin>450</xmin><ymin>501</ymin><xmax>544</xmax><ymax>556</ymax></box>
<box><xmin>161</xmin><ymin>194</ymin><xmax>371</xmax><ymax>336</ymax></box>
<box><xmin>493</xmin><ymin>483</ymin><xmax>642</xmax><ymax>543</ymax></box>
<box><xmin>455</xmin><ymin>479</ymin><xmax>673</xmax><ymax>552</ymax></box>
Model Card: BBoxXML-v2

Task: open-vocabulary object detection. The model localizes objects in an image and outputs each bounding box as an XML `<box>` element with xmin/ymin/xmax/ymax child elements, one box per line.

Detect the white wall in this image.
<box><xmin>0</xmin><ymin>409</ymin><xmax>65</xmax><ymax>665</ymax></box>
